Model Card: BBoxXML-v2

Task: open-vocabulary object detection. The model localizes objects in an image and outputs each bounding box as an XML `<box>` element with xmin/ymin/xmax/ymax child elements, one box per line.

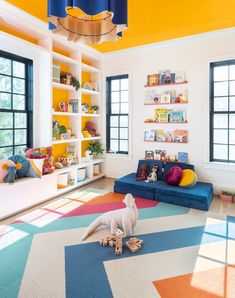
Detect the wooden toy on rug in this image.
<box><xmin>99</xmin><ymin>236</ymin><xmax>116</xmax><ymax>247</ymax></box>
<box><xmin>126</xmin><ymin>237</ymin><xmax>143</xmax><ymax>253</ymax></box>
<box><xmin>115</xmin><ymin>229</ymin><xmax>124</xmax><ymax>255</ymax></box>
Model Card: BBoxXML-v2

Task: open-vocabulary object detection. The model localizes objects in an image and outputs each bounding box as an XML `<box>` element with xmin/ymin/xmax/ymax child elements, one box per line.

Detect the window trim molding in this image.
<box><xmin>0</xmin><ymin>49</ymin><xmax>33</xmax><ymax>156</ymax></box>
<box><xmin>103</xmin><ymin>70</ymin><xmax>133</xmax><ymax>159</ymax></box>
<box><xmin>209</xmin><ymin>58</ymin><xmax>235</xmax><ymax>163</ymax></box>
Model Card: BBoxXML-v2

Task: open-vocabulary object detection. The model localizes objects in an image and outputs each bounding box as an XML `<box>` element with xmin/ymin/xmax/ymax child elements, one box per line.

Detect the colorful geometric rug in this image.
<box><xmin>0</xmin><ymin>188</ymin><xmax>235</xmax><ymax>298</ymax></box>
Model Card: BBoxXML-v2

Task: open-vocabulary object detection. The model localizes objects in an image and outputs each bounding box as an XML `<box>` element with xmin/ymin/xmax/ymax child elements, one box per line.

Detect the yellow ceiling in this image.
<box><xmin>6</xmin><ymin>0</ymin><xmax>235</xmax><ymax>53</ymax></box>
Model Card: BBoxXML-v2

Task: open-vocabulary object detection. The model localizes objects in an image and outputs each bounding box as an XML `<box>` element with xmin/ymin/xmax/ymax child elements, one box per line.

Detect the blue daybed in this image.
<box><xmin>114</xmin><ymin>160</ymin><xmax>213</xmax><ymax>211</ymax></box>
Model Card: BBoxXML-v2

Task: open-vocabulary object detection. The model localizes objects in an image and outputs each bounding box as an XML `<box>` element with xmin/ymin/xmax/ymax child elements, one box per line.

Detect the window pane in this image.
<box><xmin>213</xmin><ymin>144</ymin><xmax>228</xmax><ymax>160</ymax></box>
<box><xmin>111</xmin><ymin>91</ymin><xmax>119</xmax><ymax>103</ymax></box>
<box><xmin>13</xmin><ymin>94</ymin><xmax>25</xmax><ymax>110</ymax></box>
<box><xmin>111</xmin><ymin>103</ymin><xmax>119</xmax><ymax>114</ymax></box>
<box><xmin>230</xmin><ymin>114</ymin><xmax>235</xmax><ymax>128</ymax></box>
<box><xmin>121</xmin><ymin>78</ymin><xmax>128</xmax><ymax>90</ymax></box>
<box><xmin>214</xmin><ymin>66</ymin><xmax>228</xmax><ymax>81</ymax></box>
<box><xmin>121</xmin><ymin>91</ymin><xmax>128</xmax><ymax>102</ymax></box>
<box><xmin>214</xmin><ymin>114</ymin><xmax>228</xmax><ymax>128</ymax></box>
<box><xmin>15</xmin><ymin>129</ymin><xmax>27</xmax><ymax>145</ymax></box>
<box><xmin>229</xmin><ymin>130</ymin><xmax>235</xmax><ymax>144</ymax></box>
<box><xmin>0</xmin><ymin>112</ymin><xmax>13</xmax><ymax>128</ymax></box>
<box><xmin>110</xmin><ymin>128</ymin><xmax>118</xmax><ymax>139</ymax></box>
<box><xmin>229</xmin><ymin>97</ymin><xmax>235</xmax><ymax>111</ymax></box>
<box><xmin>15</xmin><ymin>113</ymin><xmax>27</xmax><ymax>128</ymax></box>
<box><xmin>0</xmin><ymin>93</ymin><xmax>11</xmax><ymax>109</ymax></box>
<box><xmin>15</xmin><ymin>145</ymin><xmax>26</xmax><ymax>155</ymax></box>
<box><xmin>0</xmin><ymin>75</ymin><xmax>11</xmax><ymax>92</ymax></box>
<box><xmin>120</xmin><ymin>103</ymin><xmax>128</xmax><ymax>114</ymax></box>
<box><xmin>120</xmin><ymin>140</ymin><xmax>128</xmax><ymax>152</ymax></box>
<box><xmin>214</xmin><ymin>82</ymin><xmax>228</xmax><ymax>96</ymax></box>
<box><xmin>120</xmin><ymin>116</ymin><xmax>128</xmax><ymax>127</ymax></box>
<box><xmin>0</xmin><ymin>130</ymin><xmax>13</xmax><ymax>146</ymax></box>
<box><xmin>13</xmin><ymin>78</ymin><xmax>25</xmax><ymax>94</ymax></box>
<box><xmin>214</xmin><ymin>129</ymin><xmax>228</xmax><ymax>144</ymax></box>
<box><xmin>111</xmin><ymin>80</ymin><xmax>119</xmax><ymax>91</ymax></box>
<box><xmin>229</xmin><ymin>65</ymin><xmax>235</xmax><ymax>80</ymax></box>
<box><xmin>0</xmin><ymin>147</ymin><xmax>13</xmax><ymax>158</ymax></box>
<box><xmin>13</xmin><ymin>61</ymin><xmax>25</xmax><ymax>78</ymax></box>
<box><xmin>110</xmin><ymin>139</ymin><xmax>118</xmax><ymax>152</ymax></box>
<box><xmin>229</xmin><ymin>145</ymin><xmax>235</xmax><ymax>161</ymax></box>
<box><xmin>230</xmin><ymin>81</ymin><xmax>235</xmax><ymax>96</ymax></box>
<box><xmin>110</xmin><ymin>116</ymin><xmax>119</xmax><ymax>127</ymax></box>
<box><xmin>120</xmin><ymin>128</ymin><xmax>128</xmax><ymax>139</ymax></box>
<box><xmin>0</xmin><ymin>57</ymin><xmax>11</xmax><ymax>75</ymax></box>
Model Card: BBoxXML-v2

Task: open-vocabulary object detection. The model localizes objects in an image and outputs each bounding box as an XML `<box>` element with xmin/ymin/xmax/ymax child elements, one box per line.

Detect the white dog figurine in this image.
<box><xmin>82</xmin><ymin>193</ymin><xmax>138</xmax><ymax>240</ymax></box>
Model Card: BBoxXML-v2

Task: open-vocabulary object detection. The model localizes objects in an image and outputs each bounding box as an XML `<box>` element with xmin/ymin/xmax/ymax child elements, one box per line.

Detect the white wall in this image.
<box><xmin>102</xmin><ymin>28</ymin><xmax>235</xmax><ymax>193</ymax></box>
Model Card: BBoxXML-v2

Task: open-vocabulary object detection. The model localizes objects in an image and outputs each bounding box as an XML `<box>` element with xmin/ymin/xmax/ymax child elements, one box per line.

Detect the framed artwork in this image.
<box><xmin>145</xmin><ymin>150</ymin><xmax>154</xmax><ymax>159</ymax></box>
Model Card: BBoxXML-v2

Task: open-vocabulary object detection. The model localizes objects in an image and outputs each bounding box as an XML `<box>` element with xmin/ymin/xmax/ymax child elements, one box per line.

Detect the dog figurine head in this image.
<box><xmin>123</xmin><ymin>193</ymin><xmax>135</xmax><ymax>208</ymax></box>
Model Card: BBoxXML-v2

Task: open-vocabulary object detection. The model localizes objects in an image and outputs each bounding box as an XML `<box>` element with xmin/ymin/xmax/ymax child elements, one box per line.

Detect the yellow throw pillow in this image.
<box><xmin>179</xmin><ymin>169</ymin><xmax>198</xmax><ymax>188</ymax></box>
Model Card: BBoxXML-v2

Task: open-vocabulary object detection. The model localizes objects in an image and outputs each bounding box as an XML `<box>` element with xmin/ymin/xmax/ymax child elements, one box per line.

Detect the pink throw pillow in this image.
<box><xmin>165</xmin><ymin>166</ymin><xmax>183</xmax><ymax>186</ymax></box>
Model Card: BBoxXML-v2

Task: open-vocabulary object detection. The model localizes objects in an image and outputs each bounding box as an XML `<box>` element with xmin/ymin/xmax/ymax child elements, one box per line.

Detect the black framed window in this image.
<box><xmin>210</xmin><ymin>60</ymin><xmax>235</xmax><ymax>163</ymax></box>
<box><xmin>0</xmin><ymin>50</ymin><xmax>33</xmax><ymax>158</ymax></box>
<box><xmin>106</xmin><ymin>75</ymin><xmax>129</xmax><ymax>154</ymax></box>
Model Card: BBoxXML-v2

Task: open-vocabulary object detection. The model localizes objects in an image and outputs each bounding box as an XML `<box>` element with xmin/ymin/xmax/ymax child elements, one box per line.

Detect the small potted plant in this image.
<box><xmin>90</xmin><ymin>105</ymin><xmax>99</xmax><ymax>114</ymax></box>
<box><xmin>87</xmin><ymin>140</ymin><xmax>105</xmax><ymax>159</ymax></box>
<box><xmin>71</xmin><ymin>76</ymin><xmax>81</xmax><ymax>91</ymax></box>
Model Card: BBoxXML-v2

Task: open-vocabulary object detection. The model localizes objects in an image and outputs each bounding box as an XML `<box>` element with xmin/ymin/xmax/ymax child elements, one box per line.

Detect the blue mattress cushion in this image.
<box><xmin>115</xmin><ymin>173</ymin><xmax>161</xmax><ymax>192</ymax></box>
<box><xmin>154</xmin><ymin>180</ymin><xmax>213</xmax><ymax>203</ymax></box>
<box><xmin>163</xmin><ymin>162</ymin><xmax>195</xmax><ymax>180</ymax></box>
<box><xmin>137</xmin><ymin>160</ymin><xmax>164</xmax><ymax>180</ymax></box>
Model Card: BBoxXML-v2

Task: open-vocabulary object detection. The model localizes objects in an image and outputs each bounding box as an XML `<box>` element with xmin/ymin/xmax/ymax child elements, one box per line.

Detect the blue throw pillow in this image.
<box><xmin>9</xmin><ymin>155</ymin><xmax>30</xmax><ymax>179</ymax></box>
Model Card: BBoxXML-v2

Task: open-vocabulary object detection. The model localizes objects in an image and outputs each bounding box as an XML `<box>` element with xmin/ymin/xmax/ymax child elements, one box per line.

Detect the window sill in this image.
<box><xmin>203</xmin><ymin>161</ymin><xmax>235</xmax><ymax>172</ymax></box>
<box><xmin>105</xmin><ymin>153</ymin><xmax>133</xmax><ymax>161</ymax></box>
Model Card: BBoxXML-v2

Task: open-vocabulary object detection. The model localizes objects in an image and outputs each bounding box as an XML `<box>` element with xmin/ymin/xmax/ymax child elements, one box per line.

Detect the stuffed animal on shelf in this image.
<box><xmin>82</xmin><ymin>130</ymin><xmax>92</xmax><ymax>138</ymax></box>
<box><xmin>84</xmin><ymin>121</ymin><xmax>100</xmax><ymax>137</ymax></box>
<box><xmin>145</xmin><ymin>166</ymin><xmax>158</xmax><ymax>183</ymax></box>
<box><xmin>82</xmin><ymin>193</ymin><xmax>138</xmax><ymax>240</ymax></box>
<box><xmin>136</xmin><ymin>164</ymin><xmax>149</xmax><ymax>181</ymax></box>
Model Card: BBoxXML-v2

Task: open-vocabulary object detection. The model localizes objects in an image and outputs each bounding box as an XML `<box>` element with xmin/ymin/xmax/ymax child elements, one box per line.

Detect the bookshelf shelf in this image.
<box><xmin>144</xmin><ymin>121</ymin><xmax>188</xmax><ymax>124</ymax></box>
<box><xmin>52</xmin><ymin>52</ymin><xmax>78</xmax><ymax>65</ymax></box>
<box><xmin>52</xmin><ymin>81</ymin><xmax>75</xmax><ymax>91</ymax></box>
<box><xmin>81</xmin><ymin>88</ymin><xmax>100</xmax><ymax>95</ymax></box>
<box><xmin>144</xmin><ymin>140</ymin><xmax>188</xmax><ymax>144</ymax></box>
<box><xmin>52</xmin><ymin>138</ymin><xmax>79</xmax><ymax>145</ymax></box>
<box><xmin>81</xmin><ymin>113</ymin><xmax>101</xmax><ymax>117</ymax></box>
<box><xmin>144</xmin><ymin>81</ymin><xmax>188</xmax><ymax>88</ymax></box>
<box><xmin>144</xmin><ymin>102</ymin><xmax>188</xmax><ymax>106</ymax></box>
<box><xmin>53</xmin><ymin>112</ymin><xmax>79</xmax><ymax>116</ymax></box>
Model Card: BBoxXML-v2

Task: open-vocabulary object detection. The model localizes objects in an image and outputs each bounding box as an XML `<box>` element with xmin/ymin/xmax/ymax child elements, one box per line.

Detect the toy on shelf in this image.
<box><xmin>136</xmin><ymin>164</ymin><xmax>149</xmax><ymax>181</ymax></box>
<box><xmin>83</xmin><ymin>121</ymin><xmax>100</xmax><ymax>137</ymax></box>
<box><xmin>145</xmin><ymin>166</ymin><xmax>158</xmax><ymax>183</ymax></box>
<box><xmin>60</xmin><ymin>71</ymin><xmax>72</xmax><ymax>85</ymax></box>
<box><xmin>58</xmin><ymin>102</ymin><xmax>73</xmax><ymax>113</ymax></box>
<box><xmin>52</xmin><ymin>119</ymin><xmax>76</xmax><ymax>141</ymax></box>
<box><xmin>82</xmin><ymin>193</ymin><xmax>138</xmax><ymax>240</ymax></box>
<box><xmin>54</xmin><ymin>161</ymin><xmax>63</xmax><ymax>169</ymax></box>
<box><xmin>126</xmin><ymin>237</ymin><xmax>143</xmax><ymax>253</ymax></box>
<box><xmin>81</xmin><ymin>103</ymin><xmax>99</xmax><ymax>114</ymax></box>
<box><xmin>82</xmin><ymin>130</ymin><xmax>93</xmax><ymax>138</ymax></box>
<box><xmin>57</xmin><ymin>144</ymin><xmax>77</xmax><ymax>167</ymax></box>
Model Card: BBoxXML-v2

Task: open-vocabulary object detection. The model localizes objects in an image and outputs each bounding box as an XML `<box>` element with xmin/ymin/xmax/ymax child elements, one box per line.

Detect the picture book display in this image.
<box><xmin>145</xmin><ymin>69</ymin><xmax>187</xmax><ymax>87</ymax></box>
<box><xmin>144</xmin><ymin>89</ymin><xmax>188</xmax><ymax>105</ymax></box>
<box><xmin>144</xmin><ymin>129</ymin><xmax>188</xmax><ymax>143</ymax></box>
<box><xmin>145</xmin><ymin>108</ymin><xmax>187</xmax><ymax>123</ymax></box>
<box><xmin>144</xmin><ymin>149</ymin><xmax>188</xmax><ymax>163</ymax></box>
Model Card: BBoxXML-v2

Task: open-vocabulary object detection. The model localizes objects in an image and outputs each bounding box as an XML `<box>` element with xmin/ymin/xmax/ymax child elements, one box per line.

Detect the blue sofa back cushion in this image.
<box><xmin>137</xmin><ymin>160</ymin><xmax>164</xmax><ymax>180</ymax></box>
<box><xmin>163</xmin><ymin>162</ymin><xmax>195</xmax><ymax>181</ymax></box>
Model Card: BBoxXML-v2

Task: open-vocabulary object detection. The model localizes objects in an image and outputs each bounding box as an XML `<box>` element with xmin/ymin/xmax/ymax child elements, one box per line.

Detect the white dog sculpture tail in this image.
<box><xmin>82</xmin><ymin>193</ymin><xmax>138</xmax><ymax>240</ymax></box>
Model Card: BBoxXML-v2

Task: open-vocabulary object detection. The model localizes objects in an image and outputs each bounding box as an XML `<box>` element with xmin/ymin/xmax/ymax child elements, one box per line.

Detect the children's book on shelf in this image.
<box><xmin>144</xmin><ymin>89</ymin><xmax>160</xmax><ymax>104</ymax></box>
<box><xmin>154</xmin><ymin>108</ymin><xmax>168</xmax><ymax>122</ymax></box>
<box><xmin>144</xmin><ymin>130</ymin><xmax>155</xmax><ymax>141</ymax></box>
<box><xmin>160</xmin><ymin>93</ymin><xmax>171</xmax><ymax>103</ymax></box>
<box><xmin>155</xmin><ymin>130</ymin><xmax>166</xmax><ymax>142</ymax></box>
<box><xmin>159</xmin><ymin>70</ymin><xmax>175</xmax><ymax>84</ymax></box>
<box><xmin>171</xmin><ymin>130</ymin><xmax>188</xmax><ymax>143</ymax></box>
<box><xmin>169</xmin><ymin>110</ymin><xmax>185</xmax><ymax>123</ymax></box>
<box><xmin>175</xmin><ymin>71</ymin><xmax>186</xmax><ymax>83</ymax></box>
<box><xmin>176</xmin><ymin>90</ymin><xmax>188</xmax><ymax>103</ymax></box>
<box><xmin>69</xmin><ymin>99</ymin><xmax>79</xmax><ymax>113</ymax></box>
<box><xmin>155</xmin><ymin>150</ymin><xmax>167</xmax><ymax>160</ymax></box>
<box><xmin>147</xmin><ymin>74</ymin><xmax>159</xmax><ymax>86</ymax></box>
<box><xmin>178</xmin><ymin>152</ymin><xmax>188</xmax><ymax>163</ymax></box>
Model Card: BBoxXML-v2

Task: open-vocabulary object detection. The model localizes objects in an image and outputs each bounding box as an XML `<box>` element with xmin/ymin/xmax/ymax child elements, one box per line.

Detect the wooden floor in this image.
<box><xmin>1</xmin><ymin>177</ymin><xmax>235</xmax><ymax>225</ymax></box>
